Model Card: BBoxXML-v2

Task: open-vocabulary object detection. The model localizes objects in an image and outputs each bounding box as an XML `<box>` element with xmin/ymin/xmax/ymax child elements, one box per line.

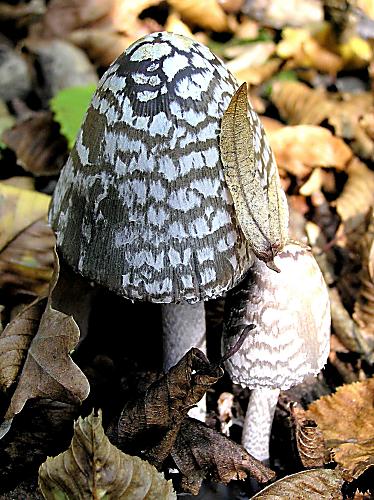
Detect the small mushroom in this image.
<box><xmin>49</xmin><ymin>32</ymin><xmax>259</xmax><ymax>417</ymax></box>
<box><xmin>222</xmin><ymin>242</ymin><xmax>331</xmax><ymax>461</ymax></box>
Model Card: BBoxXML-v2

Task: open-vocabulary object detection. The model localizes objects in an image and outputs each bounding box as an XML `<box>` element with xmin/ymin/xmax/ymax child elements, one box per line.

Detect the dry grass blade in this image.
<box><xmin>220</xmin><ymin>82</ymin><xmax>288</xmax><ymax>264</ymax></box>
<box><xmin>39</xmin><ymin>410</ymin><xmax>176</xmax><ymax>499</ymax></box>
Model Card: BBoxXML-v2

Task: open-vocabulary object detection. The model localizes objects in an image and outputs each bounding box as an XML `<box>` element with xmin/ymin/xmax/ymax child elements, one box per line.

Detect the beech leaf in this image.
<box><xmin>39</xmin><ymin>410</ymin><xmax>176</xmax><ymax>500</ymax></box>
<box><xmin>2</xmin><ymin>250</ymin><xmax>90</xmax><ymax>426</ymax></box>
<box><xmin>251</xmin><ymin>469</ymin><xmax>344</xmax><ymax>499</ymax></box>
<box><xmin>307</xmin><ymin>377</ymin><xmax>374</xmax><ymax>480</ymax></box>
<box><xmin>219</xmin><ymin>82</ymin><xmax>288</xmax><ymax>265</ymax></box>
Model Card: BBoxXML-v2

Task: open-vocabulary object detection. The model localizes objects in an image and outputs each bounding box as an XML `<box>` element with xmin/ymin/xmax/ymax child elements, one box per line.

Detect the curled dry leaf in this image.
<box><xmin>1</xmin><ymin>250</ymin><xmax>90</xmax><ymax>425</ymax></box>
<box><xmin>0</xmin><ymin>298</ymin><xmax>46</xmax><ymax>392</ymax></box>
<box><xmin>219</xmin><ymin>82</ymin><xmax>288</xmax><ymax>265</ymax></box>
<box><xmin>307</xmin><ymin>377</ymin><xmax>374</xmax><ymax>480</ymax></box>
<box><xmin>333</xmin><ymin>157</ymin><xmax>374</xmax><ymax>235</ymax></box>
<box><xmin>268</xmin><ymin>125</ymin><xmax>352</xmax><ymax>178</ymax></box>
<box><xmin>39</xmin><ymin>410</ymin><xmax>176</xmax><ymax>500</ymax></box>
<box><xmin>118</xmin><ymin>348</ymin><xmax>223</xmax><ymax>469</ymax></box>
<box><xmin>0</xmin><ymin>219</ymin><xmax>55</xmax><ymax>298</ymax></box>
<box><xmin>251</xmin><ymin>468</ymin><xmax>344</xmax><ymax>499</ymax></box>
<box><xmin>164</xmin><ymin>11</ymin><xmax>193</xmax><ymax>37</ymax></box>
<box><xmin>168</xmin><ymin>0</ymin><xmax>228</xmax><ymax>32</ymax></box>
<box><xmin>2</xmin><ymin>111</ymin><xmax>68</xmax><ymax>176</ymax></box>
<box><xmin>290</xmin><ymin>404</ymin><xmax>326</xmax><ymax>468</ymax></box>
<box><xmin>172</xmin><ymin>417</ymin><xmax>275</xmax><ymax>495</ymax></box>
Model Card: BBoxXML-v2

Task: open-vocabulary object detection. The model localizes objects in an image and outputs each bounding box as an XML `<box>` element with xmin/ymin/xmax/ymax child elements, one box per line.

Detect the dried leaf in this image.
<box><xmin>39</xmin><ymin>410</ymin><xmax>176</xmax><ymax>499</ymax></box>
<box><xmin>0</xmin><ymin>298</ymin><xmax>46</xmax><ymax>392</ymax></box>
<box><xmin>219</xmin><ymin>82</ymin><xmax>288</xmax><ymax>265</ymax></box>
<box><xmin>0</xmin><ymin>182</ymin><xmax>50</xmax><ymax>250</ymax></box>
<box><xmin>172</xmin><ymin>417</ymin><xmax>275</xmax><ymax>495</ymax></box>
<box><xmin>0</xmin><ymin>45</ymin><xmax>32</xmax><ymax>102</ymax></box>
<box><xmin>0</xmin><ymin>219</ymin><xmax>55</xmax><ymax>298</ymax></box>
<box><xmin>278</xmin><ymin>27</ymin><xmax>344</xmax><ymax>75</ymax></box>
<box><xmin>333</xmin><ymin>157</ymin><xmax>374</xmax><ymax>234</ymax></box>
<box><xmin>307</xmin><ymin>377</ymin><xmax>374</xmax><ymax>480</ymax></box>
<box><xmin>0</xmin><ymin>99</ymin><xmax>15</xmax><ymax>147</ymax></box>
<box><xmin>268</xmin><ymin>125</ymin><xmax>352</xmax><ymax>177</ymax></box>
<box><xmin>118</xmin><ymin>348</ymin><xmax>222</xmax><ymax>469</ymax></box>
<box><xmin>164</xmin><ymin>11</ymin><xmax>193</xmax><ymax>37</ymax></box>
<box><xmin>168</xmin><ymin>0</ymin><xmax>229</xmax><ymax>32</ymax></box>
<box><xmin>2</xmin><ymin>250</ymin><xmax>90</xmax><ymax>424</ymax></box>
<box><xmin>251</xmin><ymin>469</ymin><xmax>344</xmax><ymax>499</ymax></box>
<box><xmin>290</xmin><ymin>405</ymin><xmax>326</xmax><ymax>468</ymax></box>
<box><xmin>2</xmin><ymin>112</ymin><xmax>68</xmax><ymax>176</ymax></box>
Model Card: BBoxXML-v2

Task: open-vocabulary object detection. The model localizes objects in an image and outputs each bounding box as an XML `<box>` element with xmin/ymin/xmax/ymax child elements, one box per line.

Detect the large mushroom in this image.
<box><xmin>222</xmin><ymin>242</ymin><xmax>331</xmax><ymax>461</ymax></box>
<box><xmin>49</xmin><ymin>32</ymin><xmax>258</xmax><ymax>417</ymax></box>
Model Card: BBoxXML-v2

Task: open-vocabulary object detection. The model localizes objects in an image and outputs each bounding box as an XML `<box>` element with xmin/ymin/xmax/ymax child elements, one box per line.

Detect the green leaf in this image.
<box><xmin>50</xmin><ymin>85</ymin><xmax>96</xmax><ymax>149</ymax></box>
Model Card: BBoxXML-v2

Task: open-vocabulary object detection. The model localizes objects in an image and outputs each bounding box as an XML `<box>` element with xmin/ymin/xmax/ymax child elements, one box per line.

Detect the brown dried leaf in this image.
<box><xmin>268</xmin><ymin>125</ymin><xmax>352</xmax><ymax>178</ymax></box>
<box><xmin>2</xmin><ymin>251</ymin><xmax>90</xmax><ymax>423</ymax></box>
<box><xmin>333</xmin><ymin>157</ymin><xmax>374</xmax><ymax>235</ymax></box>
<box><xmin>168</xmin><ymin>0</ymin><xmax>229</xmax><ymax>32</ymax></box>
<box><xmin>0</xmin><ymin>219</ymin><xmax>55</xmax><ymax>298</ymax></box>
<box><xmin>2</xmin><ymin>111</ymin><xmax>68</xmax><ymax>176</ymax></box>
<box><xmin>172</xmin><ymin>417</ymin><xmax>275</xmax><ymax>495</ymax></box>
<box><xmin>0</xmin><ymin>298</ymin><xmax>46</xmax><ymax>392</ymax></box>
<box><xmin>353</xmin><ymin>210</ymin><xmax>374</xmax><ymax>341</ymax></box>
<box><xmin>307</xmin><ymin>377</ymin><xmax>374</xmax><ymax>479</ymax></box>
<box><xmin>117</xmin><ymin>348</ymin><xmax>223</xmax><ymax>469</ymax></box>
<box><xmin>219</xmin><ymin>82</ymin><xmax>288</xmax><ymax>264</ymax></box>
<box><xmin>164</xmin><ymin>11</ymin><xmax>194</xmax><ymax>37</ymax></box>
<box><xmin>251</xmin><ymin>469</ymin><xmax>344</xmax><ymax>499</ymax></box>
<box><xmin>39</xmin><ymin>410</ymin><xmax>176</xmax><ymax>499</ymax></box>
<box><xmin>290</xmin><ymin>405</ymin><xmax>326</xmax><ymax>468</ymax></box>
<box><xmin>0</xmin><ymin>182</ymin><xmax>50</xmax><ymax>250</ymax></box>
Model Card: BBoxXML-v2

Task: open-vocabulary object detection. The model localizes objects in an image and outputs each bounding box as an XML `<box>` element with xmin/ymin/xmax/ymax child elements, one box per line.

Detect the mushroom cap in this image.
<box><xmin>222</xmin><ymin>242</ymin><xmax>331</xmax><ymax>389</ymax></box>
<box><xmin>50</xmin><ymin>32</ymin><xmax>254</xmax><ymax>304</ymax></box>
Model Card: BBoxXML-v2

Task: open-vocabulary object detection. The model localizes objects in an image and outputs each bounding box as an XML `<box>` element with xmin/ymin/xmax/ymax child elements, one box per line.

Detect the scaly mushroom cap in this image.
<box><xmin>49</xmin><ymin>31</ymin><xmax>255</xmax><ymax>304</ymax></box>
<box><xmin>223</xmin><ymin>242</ymin><xmax>331</xmax><ymax>389</ymax></box>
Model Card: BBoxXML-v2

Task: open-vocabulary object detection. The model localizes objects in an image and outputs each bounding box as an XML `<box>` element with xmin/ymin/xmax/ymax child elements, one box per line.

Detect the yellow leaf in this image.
<box><xmin>0</xmin><ymin>183</ymin><xmax>50</xmax><ymax>251</ymax></box>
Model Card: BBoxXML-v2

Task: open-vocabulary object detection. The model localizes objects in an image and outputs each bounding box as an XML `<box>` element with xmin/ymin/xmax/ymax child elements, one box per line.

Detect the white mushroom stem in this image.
<box><xmin>242</xmin><ymin>387</ymin><xmax>280</xmax><ymax>462</ymax></box>
<box><xmin>162</xmin><ymin>302</ymin><xmax>206</xmax><ymax>421</ymax></box>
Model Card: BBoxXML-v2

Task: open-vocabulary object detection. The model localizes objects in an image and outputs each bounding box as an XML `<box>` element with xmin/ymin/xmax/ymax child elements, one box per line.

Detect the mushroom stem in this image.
<box><xmin>162</xmin><ymin>302</ymin><xmax>206</xmax><ymax>421</ymax></box>
<box><xmin>242</xmin><ymin>387</ymin><xmax>280</xmax><ymax>462</ymax></box>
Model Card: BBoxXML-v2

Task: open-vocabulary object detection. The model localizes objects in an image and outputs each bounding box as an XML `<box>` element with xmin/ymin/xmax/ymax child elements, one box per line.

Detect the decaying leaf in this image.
<box><xmin>39</xmin><ymin>410</ymin><xmax>176</xmax><ymax>500</ymax></box>
<box><xmin>168</xmin><ymin>0</ymin><xmax>229</xmax><ymax>32</ymax></box>
<box><xmin>1</xmin><ymin>250</ymin><xmax>90</xmax><ymax>425</ymax></box>
<box><xmin>172</xmin><ymin>417</ymin><xmax>276</xmax><ymax>495</ymax></box>
<box><xmin>251</xmin><ymin>468</ymin><xmax>344</xmax><ymax>499</ymax></box>
<box><xmin>219</xmin><ymin>82</ymin><xmax>288</xmax><ymax>265</ymax></box>
<box><xmin>268</xmin><ymin>125</ymin><xmax>352</xmax><ymax>177</ymax></box>
<box><xmin>333</xmin><ymin>157</ymin><xmax>374</xmax><ymax>235</ymax></box>
<box><xmin>0</xmin><ymin>298</ymin><xmax>46</xmax><ymax>392</ymax></box>
<box><xmin>290</xmin><ymin>404</ymin><xmax>326</xmax><ymax>468</ymax></box>
<box><xmin>117</xmin><ymin>348</ymin><xmax>223</xmax><ymax>469</ymax></box>
<box><xmin>0</xmin><ymin>182</ymin><xmax>50</xmax><ymax>250</ymax></box>
<box><xmin>2</xmin><ymin>112</ymin><xmax>68</xmax><ymax>176</ymax></box>
<box><xmin>307</xmin><ymin>377</ymin><xmax>374</xmax><ymax>480</ymax></box>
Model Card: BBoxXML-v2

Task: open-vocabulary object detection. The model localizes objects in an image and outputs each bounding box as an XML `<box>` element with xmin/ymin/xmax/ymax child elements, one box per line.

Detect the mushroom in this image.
<box><xmin>222</xmin><ymin>242</ymin><xmax>331</xmax><ymax>461</ymax></box>
<box><xmin>49</xmin><ymin>32</ymin><xmax>256</xmax><ymax>418</ymax></box>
